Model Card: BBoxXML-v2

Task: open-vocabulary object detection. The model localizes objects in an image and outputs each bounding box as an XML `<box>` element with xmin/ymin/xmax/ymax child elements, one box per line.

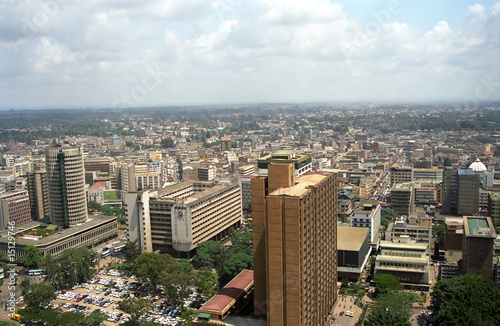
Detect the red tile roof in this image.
<box><xmin>200</xmin><ymin>270</ymin><xmax>254</xmax><ymax>313</ymax></box>
<box><xmin>89</xmin><ymin>181</ymin><xmax>106</xmax><ymax>189</ymax></box>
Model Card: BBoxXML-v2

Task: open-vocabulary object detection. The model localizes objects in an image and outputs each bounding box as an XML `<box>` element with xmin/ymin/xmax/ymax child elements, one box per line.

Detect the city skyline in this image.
<box><xmin>1</xmin><ymin>0</ymin><xmax>499</xmax><ymax>109</ymax></box>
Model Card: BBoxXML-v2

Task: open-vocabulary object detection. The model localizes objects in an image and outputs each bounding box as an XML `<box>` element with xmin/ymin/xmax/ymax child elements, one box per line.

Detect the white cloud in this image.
<box><xmin>0</xmin><ymin>0</ymin><xmax>499</xmax><ymax>108</ymax></box>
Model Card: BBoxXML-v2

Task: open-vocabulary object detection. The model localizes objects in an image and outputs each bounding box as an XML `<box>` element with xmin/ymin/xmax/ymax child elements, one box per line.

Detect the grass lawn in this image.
<box><xmin>104</xmin><ymin>190</ymin><xmax>121</xmax><ymax>201</ymax></box>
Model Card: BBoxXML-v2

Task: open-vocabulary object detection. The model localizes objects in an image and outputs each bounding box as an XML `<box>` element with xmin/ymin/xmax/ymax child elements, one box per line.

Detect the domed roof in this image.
<box><xmin>469</xmin><ymin>158</ymin><xmax>487</xmax><ymax>172</ymax></box>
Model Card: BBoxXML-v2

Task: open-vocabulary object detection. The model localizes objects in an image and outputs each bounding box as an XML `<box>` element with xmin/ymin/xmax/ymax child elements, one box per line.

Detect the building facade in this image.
<box><xmin>27</xmin><ymin>171</ymin><xmax>50</xmax><ymax>220</ymax></box>
<box><xmin>441</xmin><ymin>168</ymin><xmax>480</xmax><ymax>216</ymax></box>
<box><xmin>252</xmin><ymin>163</ymin><xmax>337</xmax><ymax>325</ymax></box>
<box><xmin>45</xmin><ymin>145</ymin><xmax>88</xmax><ymax>227</ymax></box>
<box><xmin>0</xmin><ymin>190</ymin><xmax>31</xmax><ymax>230</ymax></box>
<box><xmin>125</xmin><ymin>179</ymin><xmax>242</xmax><ymax>256</ymax></box>
<box><xmin>462</xmin><ymin>216</ymin><xmax>496</xmax><ymax>279</ymax></box>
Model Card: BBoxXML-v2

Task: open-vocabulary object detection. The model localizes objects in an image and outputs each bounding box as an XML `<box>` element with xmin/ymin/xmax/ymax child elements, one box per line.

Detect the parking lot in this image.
<box><xmin>52</xmin><ymin>268</ymin><xmax>200</xmax><ymax>325</ymax></box>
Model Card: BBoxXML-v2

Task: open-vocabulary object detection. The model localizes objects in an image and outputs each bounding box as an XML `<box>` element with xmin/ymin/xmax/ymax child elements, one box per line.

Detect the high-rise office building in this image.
<box><xmin>252</xmin><ymin>163</ymin><xmax>337</xmax><ymax>325</ymax></box>
<box><xmin>390</xmin><ymin>163</ymin><xmax>413</xmax><ymax>185</ymax></box>
<box><xmin>441</xmin><ymin>168</ymin><xmax>480</xmax><ymax>216</ymax></box>
<box><xmin>45</xmin><ymin>145</ymin><xmax>88</xmax><ymax>227</ymax></box>
<box><xmin>27</xmin><ymin>171</ymin><xmax>50</xmax><ymax>220</ymax></box>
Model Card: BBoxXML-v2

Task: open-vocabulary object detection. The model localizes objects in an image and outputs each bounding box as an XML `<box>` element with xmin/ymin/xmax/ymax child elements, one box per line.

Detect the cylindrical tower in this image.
<box><xmin>45</xmin><ymin>145</ymin><xmax>88</xmax><ymax>227</ymax></box>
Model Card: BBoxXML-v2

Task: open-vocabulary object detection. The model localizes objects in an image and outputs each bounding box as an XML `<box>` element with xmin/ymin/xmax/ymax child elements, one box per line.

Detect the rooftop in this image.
<box><xmin>268</xmin><ymin>172</ymin><xmax>330</xmax><ymax>197</ymax></box>
<box><xmin>89</xmin><ymin>181</ymin><xmax>107</xmax><ymax>190</ymax></box>
<box><xmin>200</xmin><ymin>270</ymin><xmax>254</xmax><ymax>314</ymax></box>
<box><xmin>338</xmin><ymin>226</ymin><xmax>369</xmax><ymax>251</ymax></box>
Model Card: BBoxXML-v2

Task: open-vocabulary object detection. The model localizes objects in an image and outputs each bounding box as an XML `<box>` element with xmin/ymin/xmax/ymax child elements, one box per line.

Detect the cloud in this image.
<box><xmin>0</xmin><ymin>0</ymin><xmax>499</xmax><ymax>108</ymax></box>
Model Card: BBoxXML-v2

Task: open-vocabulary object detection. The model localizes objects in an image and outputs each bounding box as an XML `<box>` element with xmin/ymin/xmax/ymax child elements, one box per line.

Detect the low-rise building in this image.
<box><xmin>337</xmin><ymin>226</ymin><xmax>371</xmax><ymax>281</ymax></box>
<box><xmin>385</xmin><ymin>214</ymin><xmax>432</xmax><ymax>245</ymax></box>
<box><xmin>350</xmin><ymin>200</ymin><xmax>381</xmax><ymax>250</ymax></box>
<box><xmin>374</xmin><ymin>240</ymin><xmax>430</xmax><ymax>288</ymax></box>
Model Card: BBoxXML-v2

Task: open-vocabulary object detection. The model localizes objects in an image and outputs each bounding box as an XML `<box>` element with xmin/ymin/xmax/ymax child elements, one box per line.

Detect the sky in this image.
<box><xmin>0</xmin><ymin>0</ymin><xmax>499</xmax><ymax>109</ymax></box>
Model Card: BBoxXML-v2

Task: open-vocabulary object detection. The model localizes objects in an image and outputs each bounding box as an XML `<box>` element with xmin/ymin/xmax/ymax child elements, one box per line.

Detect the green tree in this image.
<box><xmin>119</xmin><ymin>297</ymin><xmax>154</xmax><ymax>321</ymax></box>
<box><xmin>161</xmin><ymin>137</ymin><xmax>175</xmax><ymax>148</ymax></box>
<box><xmin>117</xmin><ymin>216</ymin><xmax>126</xmax><ymax>224</ymax></box>
<box><xmin>432</xmin><ymin>223</ymin><xmax>445</xmax><ymax>244</ymax></box>
<box><xmin>365</xmin><ymin>293</ymin><xmax>412</xmax><ymax>326</ymax></box>
<box><xmin>19</xmin><ymin>245</ymin><xmax>44</xmax><ymax>268</ymax></box>
<box><xmin>58</xmin><ymin>311</ymin><xmax>86</xmax><ymax>326</ymax></box>
<box><xmin>373</xmin><ymin>274</ymin><xmax>401</xmax><ymax>295</ymax></box>
<box><xmin>195</xmin><ymin>267</ymin><xmax>219</xmax><ymax>300</ymax></box>
<box><xmin>87</xmin><ymin>200</ymin><xmax>101</xmax><ymax>213</ymax></box>
<box><xmin>180</xmin><ymin>308</ymin><xmax>196</xmax><ymax>326</ymax></box>
<box><xmin>125</xmin><ymin>239</ymin><xmax>141</xmax><ymax>264</ymax></box>
<box><xmin>21</xmin><ymin>281</ymin><xmax>56</xmax><ymax>309</ymax></box>
<box><xmin>191</xmin><ymin>240</ymin><xmax>228</xmax><ymax>271</ymax></box>
<box><xmin>443</xmin><ymin>157</ymin><xmax>452</xmax><ymax>166</ymax></box>
<box><xmin>431</xmin><ymin>275</ymin><xmax>500</xmax><ymax>326</ymax></box>
<box><xmin>41</xmin><ymin>253</ymin><xmax>61</xmax><ymax>288</ymax></box>
<box><xmin>84</xmin><ymin>310</ymin><xmax>108</xmax><ymax>325</ymax></box>
<box><xmin>219</xmin><ymin>252</ymin><xmax>253</xmax><ymax>286</ymax></box>
<box><xmin>133</xmin><ymin>252</ymin><xmax>176</xmax><ymax>289</ymax></box>
<box><xmin>161</xmin><ymin>258</ymin><xmax>195</xmax><ymax>307</ymax></box>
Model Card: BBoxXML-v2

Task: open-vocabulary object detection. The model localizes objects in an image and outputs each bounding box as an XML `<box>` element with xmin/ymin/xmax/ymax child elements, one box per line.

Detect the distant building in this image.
<box><xmin>413</xmin><ymin>168</ymin><xmax>442</xmax><ymax>181</ymax></box>
<box><xmin>257</xmin><ymin>150</ymin><xmax>312</xmax><ymax>178</ymax></box>
<box><xmin>0</xmin><ymin>190</ymin><xmax>31</xmax><ymax>230</ymax></box>
<box><xmin>385</xmin><ymin>214</ymin><xmax>432</xmax><ymax>245</ymax></box>
<box><xmin>488</xmin><ymin>191</ymin><xmax>500</xmax><ymax>226</ymax></box>
<box><xmin>391</xmin><ymin>182</ymin><xmax>414</xmax><ymax>217</ymax></box>
<box><xmin>237</xmin><ymin>165</ymin><xmax>254</xmax><ymax>176</ymax></box>
<box><xmin>390</xmin><ymin>164</ymin><xmax>413</xmax><ymax>185</ymax></box>
<box><xmin>462</xmin><ymin>216</ymin><xmax>496</xmax><ymax>279</ymax></box>
<box><xmin>135</xmin><ymin>172</ymin><xmax>161</xmax><ymax>190</ymax></box>
<box><xmin>198</xmin><ymin>165</ymin><xmax>216</xmax><ymax>181</ymax></box>
<box><xmin>221</xmin><ymin>137</ymin><xmax>231</xmax><ymax>151</ymax></box>
<box><xmin>240</xmin><ymin>175</ymin><xmax>254</xmax><ymax>208</ymax></box>
<box><xmin>26</xmin><ymin>171</ymin><xmax>50</xmax><ymax>221</ymax></box>
<box><xmin>441</xmin><ymin>168</ymin><xmax>480</xmax><ymax>216</ymax></box>
<box><xmin>252</xmin><ymin>163</ymin><xmax>337</xmax><ymax>325</ymax></box>
<box><xmin>349</xmin><ymin>200</ymin><xmax>381</xmax><ymax>250</ymax></box>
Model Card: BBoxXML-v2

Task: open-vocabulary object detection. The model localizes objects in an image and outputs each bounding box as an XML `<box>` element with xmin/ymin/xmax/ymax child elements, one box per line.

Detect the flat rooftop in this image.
<box><xmin>338</xmin><ymin>226</ymin><xmax>368</xmax><ymax>251</ymax></box>
<box><xmin>200</xmin><ymin>270</ymin><xmax>254</xmax><ymax>315</ymax></box>
<box><xmin>0</xmin><ymin>216</ymin><xmax>116</xmax><ymax>247</ymax></box>
<box><xmin>269</xmin><ymin>172</ymin><xmax>330</xmax><ymax>197</ymax></box>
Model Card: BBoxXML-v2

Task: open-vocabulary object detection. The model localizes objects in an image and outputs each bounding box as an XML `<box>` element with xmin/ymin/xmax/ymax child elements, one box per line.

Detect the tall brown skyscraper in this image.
<box><xmin>252</xmin><ymin>163</ymin><xmax>337</xmax><ymax>326</ymax></box>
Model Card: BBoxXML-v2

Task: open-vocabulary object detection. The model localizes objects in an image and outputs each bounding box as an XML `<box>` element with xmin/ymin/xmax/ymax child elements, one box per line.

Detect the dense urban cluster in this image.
<box><xmin>0</xmin><ymin>104</ymin><xmax>499</xmax><ymax>326</ymax></box>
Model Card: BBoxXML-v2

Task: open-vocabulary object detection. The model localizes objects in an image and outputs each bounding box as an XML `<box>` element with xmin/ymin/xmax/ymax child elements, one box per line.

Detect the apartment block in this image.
<box><xmin>252</xmin><ymin>163</ymin><xmax>337</xmax><ymax>325</ymax></box>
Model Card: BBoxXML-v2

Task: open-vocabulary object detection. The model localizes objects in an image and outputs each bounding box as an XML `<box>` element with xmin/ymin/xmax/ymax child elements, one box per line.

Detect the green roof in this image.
<box><xmin>467</xmin><ymin>218</ymin><xmax>488</xmax><ymax>232</ymax></box>
<box><xmin>197</xmin><ymin>313</ymin><xmax>211</xmax><ymax>320</ymax></box>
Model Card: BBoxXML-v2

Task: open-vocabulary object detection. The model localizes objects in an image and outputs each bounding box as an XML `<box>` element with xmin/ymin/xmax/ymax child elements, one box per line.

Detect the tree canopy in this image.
<box><xmin>219</xmin><ymin>252</ymin><xmax>253</xmax><ymax>286</ymax></box>
<box><xmin>431</xmin><ymin>275</ymin><xmax>500</xmax><ymax>326</ymax></box>
<box><xmin>373</xmin><ymin>273</ymin><xmax>401</xmax><ymax>295</ymax></box>
<box><xmin>161</xmin><ymin>137</ymin><xmax>175</xmax><ymax>148</ymax></box>
<box><xmin>365</xmin><ymin>293</ymin><xmax>412</xmax><ymax>326</ymax></box>
<box><xmin>41</xmin><ymin>247</ymin><xmax>98</xmax><ymax>289</ymax></box>
<box><xmin>19</xmin><ymin>245</ymin><xmax>44</xmax><ymax>268</ymax></box>
<box><xmin>191</xmin><ymin>240</ymin><xmax>228</xmax><ymax>271</ymax></box>
<box><xmin>21</xmin><ymin>281</ymin><xmax>56</xmax><ymax>309</ymax></box>
<box><xmin>118</xmin><ymin>297</ymin><xmax>154</xmax><ymax>322</ymax></box>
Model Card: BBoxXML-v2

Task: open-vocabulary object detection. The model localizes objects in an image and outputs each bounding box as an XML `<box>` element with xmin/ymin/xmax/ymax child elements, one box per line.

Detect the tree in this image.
<box><xmin>373</xmin><ymin>274</ymin><xmax>401</xmax><ymax>295</ymax></box>
<box><xmin>87</xmin><ymin>200</ymin><xmax>101</xmax><ymax>213</ymax></box>
<box><xmin>84</xmin><ymin>310</ymin><xmax>108</xmax><ymax>325</ymax></box>
<box><xmin>41</xmin><ymin>248</ymin><xmax>97</xmax><ymax>289</ymax></box>
<box><xmin>21</xmin><ymin>281</ymin><xmax>56</xmax><ymax>309</ymax></box>
<box><xmin>365</xmin><ymin>293</ymin><xmax>412</xmax><ymax>326</ymax></box>
<box><xmin>191</xmin><ymin>240</ymin><xmax>228</xmax><ymax>271</ymax></box>
<box><xmin>443</xmin><ymin>157</ymin><xmax>452</xmax><ymax>166</ymax></box>
<box><xmin>133</xmin><ymin>252</ymin><xmax>176</xmax><ymax>289</ymax></box>
<box><xmin>125</xmin><ymin>240</ymin><xmax>141</xmax><ymax>264</ymax></box>
<box><xmin>195</xmin><ymin>267</ymin><xmax>219</xmax><ymax>300</ymax></box>
<box><xmin>161</xmin><ymin>137</ymin><xmax>175</xmax><ymax>148</ymax></box>
<box><xmin>431</xmin><ymin>275</ymin><xmax>500</xmax><ymax>326</ymax></box>
<box><xmin>19</xmin><ymin>245</ymin><xmax>44</xmax><ymax>268</ymax></box>
<box><xmin>227</xmin><ymin>232</ymin><xmax>253</xmax><ymax>257</ymax></box>
<box><xmin>219</xmin><ymin>252</ymin><xmax>253</xmax><ymax>286</ymax></box>
<box><xmin>180</xmin><ymin>308</ymin><xmax>196</xmax><ymax>326</ymax></box>
<box><xmin>161</xmin><ymin>258</ymin><xmax>195</xmax><ymax>307</ymax></box>
<box><xmin>119</xmin><ymin>297</ymin><xmax>153</xmax><ymax>321</ymax></box>
<box><xmin>432</xmin><ymin>223</ymin><xmax>445</xmax><ymax>244</ymax></box>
